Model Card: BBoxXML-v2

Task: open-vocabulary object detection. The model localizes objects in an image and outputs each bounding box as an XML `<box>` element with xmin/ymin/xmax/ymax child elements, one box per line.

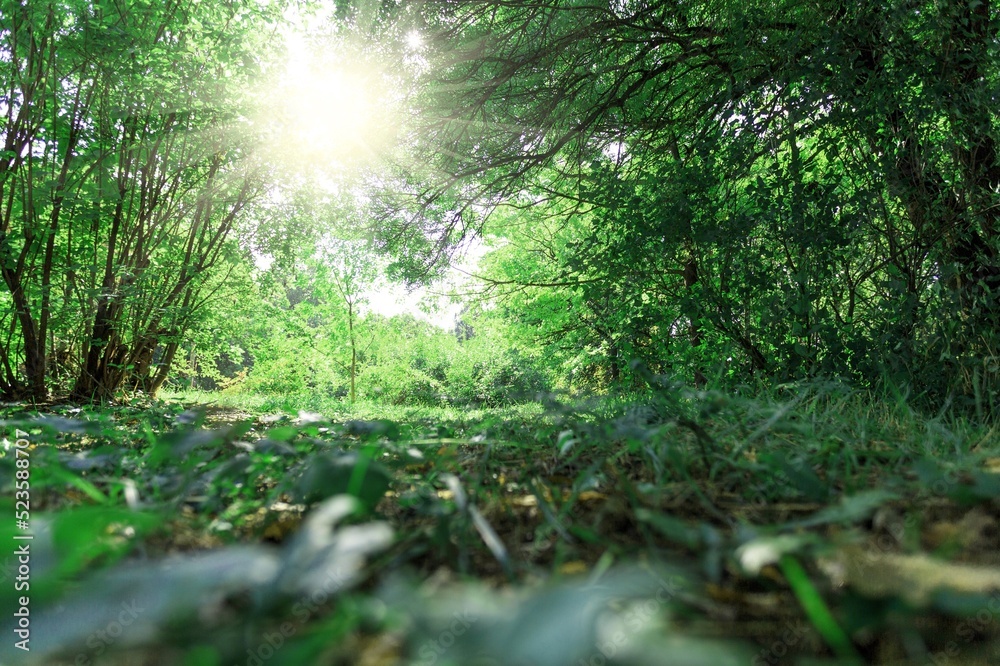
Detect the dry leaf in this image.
<box><xmin>821</xmin><ymin>545</ymin><xmax>1000</xmax><ymax>606</ymax></box>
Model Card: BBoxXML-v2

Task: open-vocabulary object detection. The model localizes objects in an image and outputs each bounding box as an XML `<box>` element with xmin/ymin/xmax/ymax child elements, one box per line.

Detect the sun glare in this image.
<box><xmin>405</xmin><ymin>30</ymin><xmax>424</xmax><ymax>50</ymax></box>
<box><xmin>263</xmin><ymin>42</ymin><xmax>398</xmax><ymax>176</ymax></box>
<box><xmin>287</xmin><ymin>66</ymin><xmax>369</xmax><ymax>151</ymax></box>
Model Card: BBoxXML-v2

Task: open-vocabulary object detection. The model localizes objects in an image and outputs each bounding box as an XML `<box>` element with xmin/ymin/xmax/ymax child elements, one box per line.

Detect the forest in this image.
<box><xmin>1</xmin><ymin>0</ymin><xmax>999</xmax><ymax>664</ymax></box>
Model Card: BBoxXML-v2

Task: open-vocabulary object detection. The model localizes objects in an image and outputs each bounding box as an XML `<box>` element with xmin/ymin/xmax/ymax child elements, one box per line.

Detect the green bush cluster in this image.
<box><xmin>225</xmin><ymin>311</ymin><xmax>552</xmax><ymax>408</ymax></box>
<box><xmin>443</xmin><ymin>346</ymin><xmax>548</xmax><ymax>407</ymax></box>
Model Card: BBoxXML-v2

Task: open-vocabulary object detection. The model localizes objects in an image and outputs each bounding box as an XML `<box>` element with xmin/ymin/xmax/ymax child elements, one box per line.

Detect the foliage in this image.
<box><xmin>231</xmin><ymin>218</ymin><xmax>554</xmax><ymax>407</ymax></box>
<box><xmin>376</xmin><ymin>0</ymin><xmax>1000</xmax><ymax>412</ymax></box>
<box><xmin>0</xmin><ymin>0</ymin><xmax>284</xmax><ymax>401</ymax></box>
<box><xmin>3</xmin><ymin>383</ymin><xmax>1000</xmax><ymax>664</ymax></box>
<box><xmin>4</xmin><ymin>2</ymin><xmax>1000</xmax><ymax>665</ymax></box>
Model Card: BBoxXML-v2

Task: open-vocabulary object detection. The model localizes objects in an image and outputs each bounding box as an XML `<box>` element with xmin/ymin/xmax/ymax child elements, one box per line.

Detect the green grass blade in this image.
<box><xmin>779</xmin><ymin>554</ymin><xmax>861</xmax><ymax>664</ymax></box>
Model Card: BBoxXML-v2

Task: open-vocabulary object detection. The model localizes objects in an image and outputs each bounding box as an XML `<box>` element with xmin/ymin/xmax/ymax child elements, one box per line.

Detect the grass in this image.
<box><xmin>161</xmin><ymin>387</ymin><xmax>547</xmax><ymax>425</ymax></box>
<box><xmin>2</xmin><ymin>381</ymin><xmax>1000</xmax><ymax>665</ymax></box>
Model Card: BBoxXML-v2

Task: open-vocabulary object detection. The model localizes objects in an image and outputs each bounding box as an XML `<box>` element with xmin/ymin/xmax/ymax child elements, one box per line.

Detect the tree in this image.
<box><xmin>319</xmin><ymin>238</ymin><xmax>379</xmax><ymax>403</ymax></box>
<box><xmin>379</xmin><ymin>0</ymin><xmax>1000</xmax><ymax>404</ymax></box>
<box><xmin>0</xmin><ymin>0</ymin><xmax>281</xmax><ymax>400</ymax></box>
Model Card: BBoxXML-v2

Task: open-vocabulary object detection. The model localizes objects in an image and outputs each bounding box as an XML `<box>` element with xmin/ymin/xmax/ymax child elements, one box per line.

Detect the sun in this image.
<box><xmin>405</xmin><ymin>30</ymin><xmax>424</xmax><ymax>50</ymax></box>
<box><xmin>262</xmin><ymin>43</ymin><xmax>398</xmax><ymax>176</ymax></box>
<box><xmin>284</xmin><ymin>66</ymin><xmax>370</xmax><ymax>154</ymax></box>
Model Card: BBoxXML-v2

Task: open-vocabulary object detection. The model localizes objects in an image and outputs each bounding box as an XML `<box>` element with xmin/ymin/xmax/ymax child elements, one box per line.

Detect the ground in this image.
<box><xmin>2</xmin><ymin>388</ymin><xmax>1000</xmax><ymax>665</ymax></box>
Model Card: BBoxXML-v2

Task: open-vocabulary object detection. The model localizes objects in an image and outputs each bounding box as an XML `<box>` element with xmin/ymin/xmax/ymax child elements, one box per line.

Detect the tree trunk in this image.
<box><xmin>348</xmin><ymin>300</ymin><xmax>357</xmax><ymax>402</ymax></box>
<box><xmin>945</xmin><ymin>0</ymin><xmax>1000</xmax><ymax>325</ymax></box>
<box><xmin>146</xmin><ymin>340</ymin><xmax>181</xmax><ymax>397</ymax></box>
<box><xmin>683</xmin><ymin>250</ymin><xmax>706</xmax><ymax>388</ymax></box>
<box><xmin>0</xmin><ymin>256</ymin><xmax>44</xmax><ymax>400</ymax></box>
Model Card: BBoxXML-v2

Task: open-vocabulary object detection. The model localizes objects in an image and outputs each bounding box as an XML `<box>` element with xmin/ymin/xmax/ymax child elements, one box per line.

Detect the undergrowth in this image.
<box><xmin>1</xmin><ymin>382</ymin><xmax>998</xmax><ymax>665</ymax></box>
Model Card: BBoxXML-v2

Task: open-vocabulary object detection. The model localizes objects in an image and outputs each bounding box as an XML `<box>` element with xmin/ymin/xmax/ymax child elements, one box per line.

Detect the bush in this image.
<box><xmin>446</xmin><ymin>345</ymin><xmax>548</xmax><ymax>407</ymax></box>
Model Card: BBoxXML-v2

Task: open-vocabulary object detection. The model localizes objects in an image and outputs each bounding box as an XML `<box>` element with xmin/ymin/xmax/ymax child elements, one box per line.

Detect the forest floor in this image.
<box><xmin>2</xmin><ymin>385</ymin><xmax>1000</xmax><ymax>665</ymax></box>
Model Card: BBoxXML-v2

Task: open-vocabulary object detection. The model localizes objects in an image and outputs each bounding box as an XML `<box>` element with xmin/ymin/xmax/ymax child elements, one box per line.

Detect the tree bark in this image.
<box><xmin>683</xmin><ymin>250</ymin><xmax>706</xmax><ymax>388</ymax></box>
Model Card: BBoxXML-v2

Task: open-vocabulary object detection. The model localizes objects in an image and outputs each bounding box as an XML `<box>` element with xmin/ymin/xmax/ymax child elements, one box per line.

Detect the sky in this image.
<box><xmin>363</xmin><ymin>236</ymin><xmax>488</xmax><ymax>328</ymax></box>
<box><xmin>262</xmin><ymin>4</ymin><xmax>472</xmax><ymax>330</ymax></box>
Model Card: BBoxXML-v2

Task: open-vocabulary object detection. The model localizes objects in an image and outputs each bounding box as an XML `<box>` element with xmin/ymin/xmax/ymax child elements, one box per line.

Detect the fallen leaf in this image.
<box><xmin>558</xmin><ymin>561</ymin><xmax>588</xmax><ymax>576</ymax></box>
<box><xmin>821</xmin><ymin>545</ymin><xmax>1000</xmax><ymax>606</ymax></box>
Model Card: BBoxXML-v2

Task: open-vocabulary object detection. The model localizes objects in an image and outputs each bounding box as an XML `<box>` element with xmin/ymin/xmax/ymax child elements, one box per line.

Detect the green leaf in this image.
<box><xmin>780</xmin><ymin>555</ymin><xmax>862</xmax><ymax>664</ymax></box>
<box><xmin>293</xmin><ymin>452</ymin><xmax>392</xmax><ymax>511</ymax></box>
<box><xmin>788</xmin><ymin>490</ymin><xmax>897</xmax><ymax>529</ymax></box>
